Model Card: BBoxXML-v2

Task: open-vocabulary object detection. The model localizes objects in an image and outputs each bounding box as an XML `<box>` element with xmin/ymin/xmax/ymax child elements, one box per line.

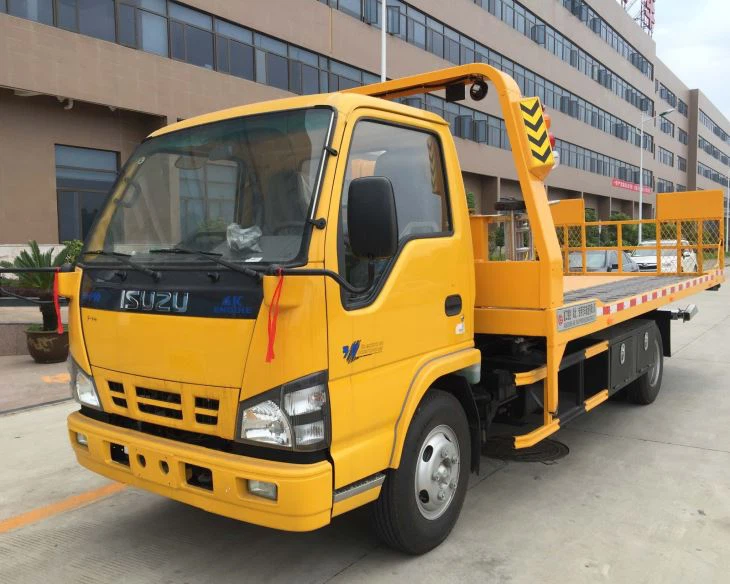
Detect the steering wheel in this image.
<box><xmin>273</xmin><ymin>221</ymin><xmax>306</xmax><ymax>235</ymax></box>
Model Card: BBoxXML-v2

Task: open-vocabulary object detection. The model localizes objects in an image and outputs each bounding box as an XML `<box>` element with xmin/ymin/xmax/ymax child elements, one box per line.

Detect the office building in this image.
<box><xmin>0</xmin><ymin>0</ymin><xmax>728</xmax><ymax>257</ymax></box>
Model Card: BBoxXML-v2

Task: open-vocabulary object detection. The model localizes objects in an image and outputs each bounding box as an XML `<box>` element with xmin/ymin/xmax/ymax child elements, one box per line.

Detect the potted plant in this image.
<box><xmin>0</xmin><ymin>240</ymin><xmax>78</xmax><ymax>363</ymax></box>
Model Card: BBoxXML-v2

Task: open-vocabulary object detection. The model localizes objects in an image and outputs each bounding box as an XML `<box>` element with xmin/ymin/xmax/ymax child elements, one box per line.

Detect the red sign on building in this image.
<box><xmin>611</xmin><ymin>178</ymin><xmax>652</xmax><ymax>194</ymax></box>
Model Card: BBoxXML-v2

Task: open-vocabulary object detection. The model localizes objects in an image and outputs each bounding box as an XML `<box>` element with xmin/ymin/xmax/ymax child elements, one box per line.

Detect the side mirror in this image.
<box><xmin>610</xmin><ymin>264</ymin><xmax>619</xmax><ymax>271</ymax></box>
<box><xmin>347</xmin><ymin>176</ymin><xmax>398</xmax><ymax>260</ymax></box>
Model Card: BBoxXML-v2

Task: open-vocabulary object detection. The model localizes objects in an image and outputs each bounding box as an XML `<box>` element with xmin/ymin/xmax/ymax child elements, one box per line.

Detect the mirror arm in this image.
<box><xmin>268</xmin><ymin>266</ymin><xmax>372</xmax><ymax>295</ymax></box>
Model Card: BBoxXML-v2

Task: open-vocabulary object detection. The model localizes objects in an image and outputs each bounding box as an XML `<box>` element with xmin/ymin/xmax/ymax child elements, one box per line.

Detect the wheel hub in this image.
<box><xmin>648</xmin><ymin>338</ymin><xmax>662</xmax><ymax>387</ymax></box>
<box><xmin>415</xmin><ymin>425</ymin><xmax>461</xmax><ymax>520</ymax></box>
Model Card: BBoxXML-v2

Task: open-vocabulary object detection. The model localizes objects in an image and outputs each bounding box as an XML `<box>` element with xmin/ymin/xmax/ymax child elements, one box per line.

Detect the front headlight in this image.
<box><xmin>68</xmin><ymin>358</ymin><xmax>102</xmax><ymax>410</ymax></box>
<box><xmin>238</xmin><ymin>372</ymin><xmax>330</xmax><ymax>451</ymax></box>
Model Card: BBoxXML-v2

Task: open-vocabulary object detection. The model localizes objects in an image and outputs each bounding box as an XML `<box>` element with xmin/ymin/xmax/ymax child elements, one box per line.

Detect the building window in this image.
<box><xmin>658</xmin><ymin>147</ymin><xmax>674</xmax><ymax>167</ymax></box>
<box><xmin>117</xmin><ymin>1</ymin><xmax>168</xmax><ymax>56</ymax></box>
<box><xmin>169</xmin><ymin>2</ymin><xmax>214</xmax><ymax>69</ymax></box>
<box><xmin>214</xmin><ymin>20</ymin><xmax>254</xmax><ymax>80</ymax></box>
<box><xmin>678</xmin><ymin>99</ymin><xmax>688</xmax><ymax>117</ymax></box>
<box><xmin>659</xmin><ymin>117</ymin><xmax>675</xmax><ymax>137</ymax></box>
<box><xmin>678</xmin><ymin>156</ymin><xmax>687</xmax><ymax>172</ymax></box>
<box><xmin>656</xmin><ymin>178</ymin><xmax>674</xmax><ymax>193</ymax></box>
<box><xmin>55</xmin><ymin>145</ymin><xmax>118</xmax><ymax>241</ymax></box>
<box><xmin>678</xmin><ymin>128</ymin><xmax>688</xmax><ymax>145</ymax></box>
<box><xmin>55</xmin><ymin>0</ymin><xmax>116</xmax><ymax>42</ymax></box>
<box><xmin>6</xmin><ymin>0</ymin><xmax>53</xmax><ymax>24</ymax></box>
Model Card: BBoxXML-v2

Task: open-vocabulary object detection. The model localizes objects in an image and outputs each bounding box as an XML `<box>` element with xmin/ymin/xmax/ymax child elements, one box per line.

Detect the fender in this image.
<box><xmin>388</xmin><ymin>345</ymin><xmax>481</xmax><ymax>470</ymax></box>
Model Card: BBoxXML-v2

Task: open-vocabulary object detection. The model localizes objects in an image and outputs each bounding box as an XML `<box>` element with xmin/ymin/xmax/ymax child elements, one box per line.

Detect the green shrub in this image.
<box><xmin>0</xmin><ymin>241</ymin><xmax>72</xmax><ymax>331</ymax></box>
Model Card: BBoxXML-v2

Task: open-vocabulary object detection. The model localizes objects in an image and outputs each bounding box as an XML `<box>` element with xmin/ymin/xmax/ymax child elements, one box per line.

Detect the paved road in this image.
<box><xmin>1</xmin><ymin>285</ymin><xmax>729</xmax><ymax>583</ymax></box>
<box><xmin>0</xmin><ymin>355</ymin><xmax>69</xmax><ymax>413</ymax></box>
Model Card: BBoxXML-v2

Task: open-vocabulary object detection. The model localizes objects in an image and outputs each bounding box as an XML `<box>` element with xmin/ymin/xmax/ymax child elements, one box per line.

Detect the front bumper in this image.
<box><xmin>68</xmin><ymin>411</ymin><xmax>333</xmax><ymax>531</ymax></box>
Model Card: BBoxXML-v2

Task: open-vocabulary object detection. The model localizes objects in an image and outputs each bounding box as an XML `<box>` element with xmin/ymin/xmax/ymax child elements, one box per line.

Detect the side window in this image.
<box><xmin>340</xmin><ymin>121</ymin><xmax>451</xmax><ymax>297</ymax></box>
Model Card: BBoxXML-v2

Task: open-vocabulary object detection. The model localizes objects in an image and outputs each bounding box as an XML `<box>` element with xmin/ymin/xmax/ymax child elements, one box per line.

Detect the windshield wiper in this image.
<box><xmin>148</xmin><ymin>247</ymin><xmax>261</xmax><ymax>280</ymax></box>
<box><xmin>81</xmin><ymin>250</ymin><xmax>161</xmax><ymax>282</ymax></box>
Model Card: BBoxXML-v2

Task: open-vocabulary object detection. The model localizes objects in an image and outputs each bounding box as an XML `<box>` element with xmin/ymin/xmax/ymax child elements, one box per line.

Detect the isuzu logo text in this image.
<box><xmin>120</xmin><ymin>290</ymin><xmax>189</xmax><ymax>313</ymax></box>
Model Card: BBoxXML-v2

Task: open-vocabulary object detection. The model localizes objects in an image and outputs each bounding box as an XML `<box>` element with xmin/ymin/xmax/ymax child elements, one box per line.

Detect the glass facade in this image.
<box><xmin>321</xmin><ymin>0</ymin><xmax>654</xmax><ymax>151</ymax></box>
<box><xmin>554</xmin><ymin>139</ymin><xmax>652</xmax><ymax>186</ymax></box>
<box><xmin>324</xmin><ymin>0</ymin><xmax>654</xmax><ymax>113</ymax></box>
<box><xmin>55</xmin><ymin>145</ymin><xmax>118</xmax><ymax>241</ymax></box>
<box><xmin>698</xmin><ymin>161</ymin><xmax>729</xmax><ymax>188</ymax></box>
<box><xmin>557</xmin><ymin>0</ymin><xmax>653</xmax><ymax>79</ymax></box>
<box><xmin>2</xmin><ymin>0</ymin><xmax>658</xmax><ymax>195</ymax></box>
<box><xmin>698</xmin><ymin>136</ymin><xmax>730</xmax><ymax>168</ymax></box>
<box><xmin>700</xmin><ymin>110</ymin><xmax>730</xmax><ymax>145</ymax></box>
<box><xmin>0</xmin><ymin>1</ymin><xmax>381</xmax><ymax>94</ymax></box>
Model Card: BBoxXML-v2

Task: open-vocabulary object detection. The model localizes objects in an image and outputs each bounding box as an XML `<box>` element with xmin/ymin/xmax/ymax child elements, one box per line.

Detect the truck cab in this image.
<box><xmin>64</xmin><ymin>88</ymin><xmax>480</xmax><ymax>550</ymax></box>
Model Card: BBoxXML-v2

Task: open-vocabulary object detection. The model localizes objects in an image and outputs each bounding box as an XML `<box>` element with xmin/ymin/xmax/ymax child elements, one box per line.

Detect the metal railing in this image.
<box><xmin>554</xmin><ymin>218</ymin><xmax>724</xmax><ymax>276</ymax></box>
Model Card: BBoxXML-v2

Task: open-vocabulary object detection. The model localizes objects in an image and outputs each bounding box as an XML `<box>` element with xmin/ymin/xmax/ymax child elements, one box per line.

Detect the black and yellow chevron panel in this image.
<box><xmin>519</xmin><ymin>97</ymin><xmax>554</xmax><ymax>178</ymax></box>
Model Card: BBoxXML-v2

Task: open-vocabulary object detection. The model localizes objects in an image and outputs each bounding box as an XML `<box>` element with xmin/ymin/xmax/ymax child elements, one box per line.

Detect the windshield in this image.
<box><xmin>569</xmin><ymin>251</ymin><xmax>607</xmax><ymax>268</ymax></box>
<box><xmin>85</xmin><ymin>108</ymin><xmax>333</xmax><ymax>265</ymax></box>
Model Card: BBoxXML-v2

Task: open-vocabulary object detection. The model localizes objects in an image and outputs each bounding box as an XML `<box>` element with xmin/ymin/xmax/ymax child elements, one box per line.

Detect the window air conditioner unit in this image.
<box><xmin>560</xmin><ymin>95</ymin><xmax>571</xmax><ymax>114</ymax></box>
<box><xmin>531</xmin><ymin>24</ymin><xmax>546</xmax><ymax>45</ymax></box>
<box><xmin>569</xmin><ymin>49</ymin><xmax>579</xmax><ymax>68</ymax></box>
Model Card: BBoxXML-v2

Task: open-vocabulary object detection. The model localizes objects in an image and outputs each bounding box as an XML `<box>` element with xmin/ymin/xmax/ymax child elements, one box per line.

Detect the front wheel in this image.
<box><xmin>371</xmin><ymin>390</ymin><xmax>470</xmax><ymax>555</ymax></box>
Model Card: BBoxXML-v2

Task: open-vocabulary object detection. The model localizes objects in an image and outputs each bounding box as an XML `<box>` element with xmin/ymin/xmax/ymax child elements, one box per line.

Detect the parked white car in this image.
<box><xmin>631</xmin><ymin>240</ymin><xmax>699</xmax><ymax>273</ymax></box>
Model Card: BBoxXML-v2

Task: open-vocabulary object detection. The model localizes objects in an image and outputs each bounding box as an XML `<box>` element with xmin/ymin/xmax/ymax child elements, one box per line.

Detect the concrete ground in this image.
<box><xmin>0</xmin><ymin>356</ymin><xmax>69</xmax><ymax>413</ymax></box>
<box><xmin>1</xmin><ymin>286</ymin><xmax>729</xmax><ymax>583</ymax></box>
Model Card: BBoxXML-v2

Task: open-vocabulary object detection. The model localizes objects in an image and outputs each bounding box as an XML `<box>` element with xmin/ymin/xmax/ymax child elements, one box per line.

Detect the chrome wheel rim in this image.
<box><xmin>648</xmin><ymin>338</ymin><xmax>662</xmax><ymax>387</ymax></box>
<box><xmin>414</xmin><ymin>424</ymin><xmax>461</xmax><ymax>520</ymax></box>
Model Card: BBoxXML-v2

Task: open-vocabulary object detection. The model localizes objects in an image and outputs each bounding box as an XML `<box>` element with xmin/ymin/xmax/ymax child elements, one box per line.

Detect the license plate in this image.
<box><xmin>557</xmin><ymin>302</ymin><xmax>597</xmax><ymax>331</ymax></box>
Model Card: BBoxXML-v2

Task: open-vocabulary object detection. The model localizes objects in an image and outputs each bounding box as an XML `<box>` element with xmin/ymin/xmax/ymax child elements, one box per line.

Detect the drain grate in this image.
<box><xmin>482</xmin><ymin>437</ymin><xmax>569</xmax><ymax>463</ymax></box>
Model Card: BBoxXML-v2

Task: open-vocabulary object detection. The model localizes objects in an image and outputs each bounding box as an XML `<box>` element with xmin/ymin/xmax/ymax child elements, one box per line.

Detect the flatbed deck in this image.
<box><xmin>563</xmin><ymin>274</ymin><xmax>696</xmax><ymax>304</ymax></box>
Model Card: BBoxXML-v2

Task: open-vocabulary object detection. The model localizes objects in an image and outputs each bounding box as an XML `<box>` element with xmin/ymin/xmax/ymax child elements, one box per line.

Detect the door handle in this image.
<box><xmin>444</xmin><ymin>294</ymin><xmax>462</xmax><ymax>316</ymax></box>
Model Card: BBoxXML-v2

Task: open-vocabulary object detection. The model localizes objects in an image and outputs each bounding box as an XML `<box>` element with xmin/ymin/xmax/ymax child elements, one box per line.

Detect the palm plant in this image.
<box><xmin>0</xmin><ymin>241</ymin><xmax>72</xmax><ymax>332</ymax></box>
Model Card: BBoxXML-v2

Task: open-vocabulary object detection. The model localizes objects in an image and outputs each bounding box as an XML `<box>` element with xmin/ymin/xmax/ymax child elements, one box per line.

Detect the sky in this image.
<box><xmin>653</xmin><ymin>0</ymin><xmax>730</xmax><ymax>120</ymax></box>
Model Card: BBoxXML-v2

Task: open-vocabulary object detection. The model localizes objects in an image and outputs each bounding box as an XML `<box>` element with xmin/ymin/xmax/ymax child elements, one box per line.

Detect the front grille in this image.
<box><xmin>135</xmin><ymin>386</ymin><xmax>184</xmax><ymax>421</ymax></box>
<box><xmin>138</xmin><ymin>401</ymin><xmax>183</xmax><ymax>419</ymax></box>
<box><xmin>136</xmin><ymin>387</ymin><xmax>181</xmax><ymax>404</ymax></box>
<box><xmin>94</xmin><ymin>367</ymin><xmax>231</xmax><ymax>437</ymax></box>
<box><xmin>108</xmin><ymin>381</ymin><xmax>127</xmax><ymax>409</ymax></box>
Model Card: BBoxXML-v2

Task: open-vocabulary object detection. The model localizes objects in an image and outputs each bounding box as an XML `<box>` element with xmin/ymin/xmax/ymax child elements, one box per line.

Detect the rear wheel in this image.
<box><xmin>371</xmin><ymin>390</ymin><xmax>470</xmax><ymax>555</ymax></box>
<box><xmin>627</xmin><ymin>325</ymin><xmax>664</xmax><ymax>405</ymax></box>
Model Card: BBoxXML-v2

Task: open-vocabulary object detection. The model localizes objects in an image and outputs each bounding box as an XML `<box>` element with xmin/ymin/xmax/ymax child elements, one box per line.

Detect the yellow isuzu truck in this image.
<box><xmin>59</xmin><ymin>64</ymin><xmax>725</xmax><ymax>554</ymax></box>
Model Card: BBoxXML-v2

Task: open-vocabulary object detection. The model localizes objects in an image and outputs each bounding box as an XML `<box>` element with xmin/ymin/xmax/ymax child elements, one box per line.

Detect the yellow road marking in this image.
<box><xmin>42</xmin><ymin>373</ymin><xmax>70</xmax><ymax>384</ymax></box>
<box><xmin>0</xmin><ymin>483</ymin><xmax>126</xmax><ymax>534</ymax></box>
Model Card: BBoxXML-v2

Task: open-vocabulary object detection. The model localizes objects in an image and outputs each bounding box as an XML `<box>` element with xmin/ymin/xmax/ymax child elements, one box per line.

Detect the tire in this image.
<box><xmin>626</xmin><ymin>325</ymin><xmax>664</xmax><ymax>405</ymax></box>
<box><xmin>371</xmin><ymin>390</ymin><xmax>471</xmax><ymax>555</ymax></box>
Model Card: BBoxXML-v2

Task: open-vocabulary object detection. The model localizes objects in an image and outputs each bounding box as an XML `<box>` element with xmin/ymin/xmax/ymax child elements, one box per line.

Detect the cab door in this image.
<box><xmin>325</xmin><ymin>109</ymin><xmax>474</xmax><ymax>488</ymax></box>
